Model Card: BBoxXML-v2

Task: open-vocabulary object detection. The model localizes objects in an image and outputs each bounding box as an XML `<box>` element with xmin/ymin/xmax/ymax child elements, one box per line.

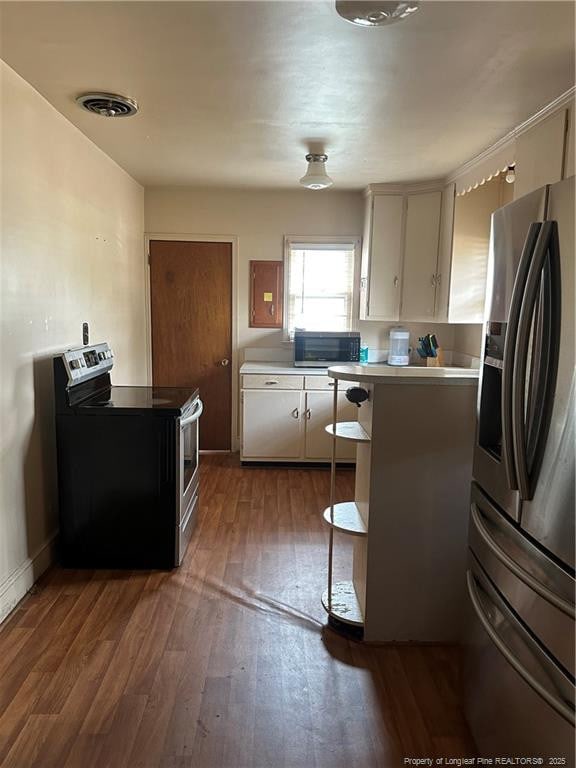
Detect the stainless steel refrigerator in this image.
<box><xmin>465</xmin><ymin>176</ymin><xmax>575</xmax><ymax>761</ymax></box>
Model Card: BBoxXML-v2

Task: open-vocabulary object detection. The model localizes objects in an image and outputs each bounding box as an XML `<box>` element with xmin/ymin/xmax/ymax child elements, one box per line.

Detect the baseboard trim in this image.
<box><xmin>0</xmin><ymin>533</ymin><xmax>57</xmax><ymax>625</ymax></box>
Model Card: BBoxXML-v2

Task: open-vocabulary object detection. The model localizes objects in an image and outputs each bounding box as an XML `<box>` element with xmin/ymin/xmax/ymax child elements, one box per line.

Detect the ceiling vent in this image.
<box><xmin>76</xmin><ymin>92</ymin><xmax>139</xmax><ymax>118</ymax></box>
<box><xmin>336</xmin><ymin>1</ymin><xmax>420</xmax><ymax>26</ymax></box>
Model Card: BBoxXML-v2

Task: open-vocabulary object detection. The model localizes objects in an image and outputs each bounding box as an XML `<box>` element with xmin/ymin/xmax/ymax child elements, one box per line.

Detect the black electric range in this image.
<box><xmin>54</xmin><ymin>342</ymin><xmax>203</xmax><ymax>569</ymax></box>
<box><xmin>72</xmin><ymin>385</ymin><xmax>198</xmax><ymax>414</ymax></box>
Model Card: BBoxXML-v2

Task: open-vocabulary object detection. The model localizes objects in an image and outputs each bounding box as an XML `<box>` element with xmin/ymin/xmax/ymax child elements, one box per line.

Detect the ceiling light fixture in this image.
<box><xmin>299</xmin><ymin>154</ymin><xmax>334</xmax><ymax>190</ymax></box>
<box><xmin>336</xmin><ymin>1</ymin><xmax>420</xmax><ymax>26</ymax></box>
<box><xmin>76</xmin><ymin>92</ymin><xmax>139</xmax><ymax>118</ymax></box>
<box><xmin>505</xmin><ymin>164</ymin><xmax>516</xmax><ymax>184</ymax></box>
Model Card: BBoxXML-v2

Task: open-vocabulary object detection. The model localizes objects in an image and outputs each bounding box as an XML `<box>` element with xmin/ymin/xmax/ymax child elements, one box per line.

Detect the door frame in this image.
<box><xmin>145</xmin><ymin>233</ymin><xmax>239</xmax><ymax>451</ymax></box>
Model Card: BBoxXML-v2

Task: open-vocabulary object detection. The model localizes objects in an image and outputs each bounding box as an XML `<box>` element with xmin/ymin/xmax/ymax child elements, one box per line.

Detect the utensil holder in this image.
<box><xmin>426</xmin><ymin>348</ymin><xmax>444</xmax><ymax>367</ymax></box>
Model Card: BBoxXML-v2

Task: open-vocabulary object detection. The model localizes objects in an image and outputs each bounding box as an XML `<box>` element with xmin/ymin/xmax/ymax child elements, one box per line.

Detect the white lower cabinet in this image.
<box><xmin>242</xmin><ymin>389</ymin><xmax>303</xmax><ymax>459</ymax></box>
<box><xmin>241</xmin><ymin>375</ymin><xmax>357</xmax><ymax>462</ymax></box>
<box><xmin>304</xmin><ymin>392</ymin><xmax>357</xmax><ymax>460</ymax></box>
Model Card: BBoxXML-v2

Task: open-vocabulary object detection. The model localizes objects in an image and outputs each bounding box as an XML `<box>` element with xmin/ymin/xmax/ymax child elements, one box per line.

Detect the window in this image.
<box><xmin>284</xmin><ymin>237</ymin><xmax>360</xmax><ymax>339</ymax></box>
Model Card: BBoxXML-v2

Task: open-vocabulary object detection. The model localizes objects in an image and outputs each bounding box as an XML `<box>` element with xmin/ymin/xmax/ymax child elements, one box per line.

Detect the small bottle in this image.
<box><xmin>359</xmin><ymin>345</ymin><xmax>369</xmax><ymax>364</ymax></box>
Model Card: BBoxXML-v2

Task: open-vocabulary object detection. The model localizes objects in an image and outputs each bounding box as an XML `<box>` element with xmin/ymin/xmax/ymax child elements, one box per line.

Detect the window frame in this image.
<box><xmin>282</xmin><ymin>235</ymin><xmax>362</xmax><ymax>342</ymax></box>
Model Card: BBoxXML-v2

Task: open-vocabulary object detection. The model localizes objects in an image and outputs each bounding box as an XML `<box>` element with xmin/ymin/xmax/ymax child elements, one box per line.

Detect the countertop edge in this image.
<box><xmin>327</xmin><ymin>365</ymin><xmax>479</xmax><ymax>385</ymax></box>
<box><xmin>239</xmin><ymin>361</ymin><xmax>479</xmax><ymax>384</ymax></box>
<box><xmin>240</xmin><ymin>362</ymin><xmax>332</xmax><ymax>375</ymax></box>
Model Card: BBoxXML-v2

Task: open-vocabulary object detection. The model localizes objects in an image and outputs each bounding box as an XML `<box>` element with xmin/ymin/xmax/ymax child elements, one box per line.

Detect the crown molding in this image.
<box><xmin>361</xmin><ymin>87</ymin><xmax>574</xmax><ymax>195</ymax></box>
<box><xmin>446</xmin><ymin>86</ymin><xmax>575</xmax><ymax>186</ymax></box>
<box><xmin>365</xmin><ymin>179</ymin><xmax>445</xmax><ymax>196</ymax></box>
<box><xmin>514</xmin><ymin>86</ymin><xmax>575</xmax><ymax>139</ymax></box>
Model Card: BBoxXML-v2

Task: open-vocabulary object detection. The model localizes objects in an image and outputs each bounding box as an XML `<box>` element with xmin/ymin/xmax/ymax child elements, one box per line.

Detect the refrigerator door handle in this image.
<box><xmin>502</xmin><ymin>222</ymin><xmax>541</xmax><ymax>491</ymax></box>
<box><xmin>471</xmin><ymin>503</ymin><xmax>574</xmax><ymax>618</ymax></box>
<box><xmin>512</xmin><ymin>221</ymin><xmax>561</xmax><ymax>500</ymax></box>
<box><xmin>467</xmin><ymin>568</ymin><xmax>575</xmax><ymax>726</ymax></box>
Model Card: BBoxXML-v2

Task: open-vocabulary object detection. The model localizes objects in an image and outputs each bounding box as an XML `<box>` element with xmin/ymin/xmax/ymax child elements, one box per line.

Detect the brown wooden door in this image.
<box><xmin>150</xmin><ymin>240</ymin><xmax>232</xmax><ymax>450</ymax></box>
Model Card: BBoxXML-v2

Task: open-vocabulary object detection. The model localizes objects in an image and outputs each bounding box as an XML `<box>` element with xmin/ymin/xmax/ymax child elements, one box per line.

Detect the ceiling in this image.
<box><xmin>0</xmin><ymin>1</ymin><xmax>574</xmax><ymax>189</ymax></box>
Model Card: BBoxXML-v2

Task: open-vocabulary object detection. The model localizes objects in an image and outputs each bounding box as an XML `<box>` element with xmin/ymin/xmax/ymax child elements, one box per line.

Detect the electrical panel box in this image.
<box><xmin>249</xmin><ymin>260</ymin><xmax>283</xmax><ymax>328</ymax></box>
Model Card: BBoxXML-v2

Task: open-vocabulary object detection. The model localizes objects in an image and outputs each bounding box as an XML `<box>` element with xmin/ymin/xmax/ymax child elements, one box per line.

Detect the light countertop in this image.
<box><xmin>240</xmin><ymin>360</ymin><xmax>479</xmax><ymax>385</ymax></box>
<box><xmin>328</xmin><ymin>364</ymin><xmax>479</xmax><ymax>385</ymax></box>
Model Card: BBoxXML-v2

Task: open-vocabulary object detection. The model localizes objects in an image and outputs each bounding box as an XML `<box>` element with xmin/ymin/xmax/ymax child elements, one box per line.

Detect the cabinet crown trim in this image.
<box><xmin>364</xmin><ymin>180</ymin><xmax>445</xmax><ymax>196</ymax></box>
<box><xmin>446</xmin><ymin>86</ymin><xmax>575</xmax><ymax>191</ymax></box>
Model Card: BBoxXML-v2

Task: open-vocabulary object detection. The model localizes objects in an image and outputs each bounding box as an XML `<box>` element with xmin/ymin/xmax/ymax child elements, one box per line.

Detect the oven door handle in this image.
<box><xmin>180</xmin><ymin>399</ymin><xmax>204</xmax><ymax>427</ymax></box>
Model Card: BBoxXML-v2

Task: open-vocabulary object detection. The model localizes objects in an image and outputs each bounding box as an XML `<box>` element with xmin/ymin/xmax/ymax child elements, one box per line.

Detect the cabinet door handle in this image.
<box><xmin>328</xmin><ymin>381</ymin><xmax>335</xmax><ymax>387</ymax></box>
<box><xmin>304</xmin><ymin>408</ymin><xmax>311</xmax><ymax>419</ymax></box>
<box><xmin>436</xmin><ymin>273</ymin><xmax>441</xmax><ymax>285</ymax></box>
<box><xmin>431</xmin><ymin>274</ymin><xmax>436</xmax><ymax>286</ymax></box>
<box><xmin>393</xmin><ymin>276</ymin><xmax>399</xmax><ymax>287</ymax></box>
<box><xmin>265</xmin><ymin>380</ymin><xmax>279</xmax><ymax>385</ymax></box>
<box><xmin>291</xmin><ymin>408</ymin><xmax>299</xmax><ymax>419</ymax></box>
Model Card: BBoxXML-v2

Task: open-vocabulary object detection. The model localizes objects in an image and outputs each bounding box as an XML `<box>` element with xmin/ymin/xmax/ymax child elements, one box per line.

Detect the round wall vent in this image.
<box><xmin>76</xmin><ymin>92</ymin><xmax>139</xmax><ymax>118</ymax></box>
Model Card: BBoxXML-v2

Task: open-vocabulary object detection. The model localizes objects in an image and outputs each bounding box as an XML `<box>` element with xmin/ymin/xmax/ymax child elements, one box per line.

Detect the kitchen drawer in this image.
<box><xmin>242</xmin><ymin>374</ymin><xmax>304</xmax><ymax>390</ymax></box>
<box><xmin>304</xmin><ymin>375</ymin><xmax>358</xmax><ymax>391</ymax></box>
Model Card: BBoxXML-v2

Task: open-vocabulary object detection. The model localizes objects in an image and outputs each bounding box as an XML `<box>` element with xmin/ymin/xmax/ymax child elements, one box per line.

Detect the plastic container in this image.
<box><xmin>367</xmin><ymin>348</ymin><xmax>387</xmax><ymax>363</ymax></box>
<box><xmin>388</xmin><ymin>327</ymin><xmax>410</xmax><ymax>366</ymax></box>
<box><xmin>359</xmin><ymin>345</ymin><xmax>369</xmax><ymax>363</ymax></box>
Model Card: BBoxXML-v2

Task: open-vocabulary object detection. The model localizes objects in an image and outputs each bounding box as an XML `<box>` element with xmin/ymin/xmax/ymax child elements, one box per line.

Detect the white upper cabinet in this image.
<box><xmin>359</xmin><ymin>106</ymin><xmax>573</xmax><ymax>326</ymax></box>
<box><xmin>433</xmin><ymin>183</ymin><xmax>456</xmax><ymax>323</ymax></box>
<box><xmin>360</xmin><ymin>186</ymin><xmax>445</xmax><ymax>323</ymax></box>
<box><xmin>514</xmin><ymin>109</ymin><xmax>568</xmax><ymax>198</ymax></box>
<box><xmin>360</xmin><ymin>193</ymin><xmax>404</xmax><ymax>321</ymax></box>
<box><xmin>400</xmin><ymin>191</ymin><xmax>442</xmax><ymax>321</ymax></box>
<box><xmin>360</xmin><ymin>105</ymin><xmax>572</xmax><ymax>326</ymax></box>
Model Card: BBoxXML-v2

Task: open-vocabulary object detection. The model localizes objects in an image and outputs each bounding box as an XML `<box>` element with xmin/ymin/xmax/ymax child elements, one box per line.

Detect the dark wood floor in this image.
<box><xmin>0</xmin><ymin>455</ymin><xmax>475</xmax><ymax>767</ymax></box>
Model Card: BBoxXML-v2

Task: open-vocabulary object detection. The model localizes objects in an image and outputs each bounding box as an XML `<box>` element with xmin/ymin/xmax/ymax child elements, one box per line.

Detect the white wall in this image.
<box><xmin>514</xmin><ymin>108</ymin><xmax>568</xmax><ymax>199</ymax></box>
<box><xmin>145</xmin><ymin>187</ymin><xmax>457</xmax><ymax>360</ymax></box>
<box><xmin>145</xmin><ymin>186</ymin><xmax>366</xmax><ymax>351</ymax></box>
<box><xmin>0</xmin><ymin>62</ymin><xmax>146</xmax><ymax>621</ymax></box>
<box><xmin>358</xmin><ymin>320</ymin><xmax>455</xmax><ymax>360</ymax></box>
<box><xmin>453</xmin><ymin>324</ymin><xmax>483</xmax><ymax>360</ymax></box>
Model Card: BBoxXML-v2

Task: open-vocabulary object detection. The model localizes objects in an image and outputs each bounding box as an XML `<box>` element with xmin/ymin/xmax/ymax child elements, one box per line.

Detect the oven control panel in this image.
<box><xmin>62</xmin><ymin>342</ymin><xmax>114</xmax><ymax>385</ymax></box>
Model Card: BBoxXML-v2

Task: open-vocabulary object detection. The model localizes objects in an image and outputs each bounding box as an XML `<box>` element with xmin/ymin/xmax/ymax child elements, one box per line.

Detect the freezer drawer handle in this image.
<box><xmin>180</xmin><ymin>399</ymin><xmax>204</xmax><ymax>427</ymax></box>
<box><xmin>466</xmin><ymin>569</ymin><xmax>575</xmax><ymax>726</ymax></box>
<box><xmin>471</xmin><ymin>503</ymin><xmax>574</xmax><ymax>618</ymax></box>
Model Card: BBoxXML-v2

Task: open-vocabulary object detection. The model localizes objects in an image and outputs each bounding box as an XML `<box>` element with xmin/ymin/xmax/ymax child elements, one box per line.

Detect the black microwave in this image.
<box><xmin>294</xmin><ymin>331</ymin><xmax>360</xmax><ymax>368</ymax></box>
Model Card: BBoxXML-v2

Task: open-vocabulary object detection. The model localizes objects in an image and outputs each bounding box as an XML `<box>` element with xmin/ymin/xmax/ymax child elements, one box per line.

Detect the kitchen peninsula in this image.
<box><xmin>323</xmin><ymin>364</ymin><xmax>479</xmax><ymax>642</ymax></box>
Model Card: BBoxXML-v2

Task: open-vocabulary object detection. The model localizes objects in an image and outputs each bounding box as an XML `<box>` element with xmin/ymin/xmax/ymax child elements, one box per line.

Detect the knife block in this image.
<box><xmin>426</xmin><ymin>348</ymin><xmax>444</xmax><ymax>367</ymax></box>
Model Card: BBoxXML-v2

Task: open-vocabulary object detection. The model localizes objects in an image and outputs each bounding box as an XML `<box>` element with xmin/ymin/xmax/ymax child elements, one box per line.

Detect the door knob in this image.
<box><xmin>220</xmin><ymin>359</ymin><xmax>229</xmax><ymax>367</ymax></box>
